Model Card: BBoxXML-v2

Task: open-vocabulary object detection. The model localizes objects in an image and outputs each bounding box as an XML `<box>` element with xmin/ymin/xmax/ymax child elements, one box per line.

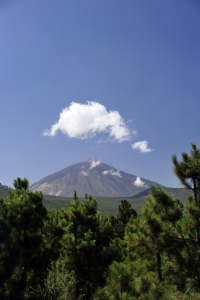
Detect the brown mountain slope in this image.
<box><xmin>29</xmin><ymin>158</ymin><xmax>161</xmax><ymax>197</ymax></box>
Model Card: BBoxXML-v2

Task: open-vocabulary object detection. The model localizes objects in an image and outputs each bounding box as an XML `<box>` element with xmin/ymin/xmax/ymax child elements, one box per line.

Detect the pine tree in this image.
<box><xmin>0</xmin><ymin>198</ymin><xmax>20</xmax><ymax>299</ymax></box>
<box><xmin>59</xmin><ymin>192</ymin><xmax>119</xmax><ymax>300</ymax></box>
<box><xmin>142</xmin><ymin>185</ymin><xmax>184</xmax><ymax>283</ymax></box>
<box><xmin>42</xmin><ymin>210</ymin><xmax>65</xmax><ymax>266</ymax></box>
<box><xmin>117</xmin><ymin>199</ymin><xmax>137</xmax><ymax>227</ymax></box>
<box><xmin>29</xmin><ymin>261</ymin><xmax>76</xmax><ymax>300</ymax></box>
<box><xmin>172</xmin><ymin>143</ymin><xmax>200</xmax><ymax>288</ymax></box>
<box><xmin>97</xmin><ymin>261</ymin><xmax>133</xmax><ymax>300</ymax></box>
<box><xmin>122</xmin><ymin>185</ymin><xmax>185</xmax><ymax>298</ymax></box>
<box><xmin>0</xmin><ymin>178</ymin><xmax>49</xmax><ymax>299</ymax></box>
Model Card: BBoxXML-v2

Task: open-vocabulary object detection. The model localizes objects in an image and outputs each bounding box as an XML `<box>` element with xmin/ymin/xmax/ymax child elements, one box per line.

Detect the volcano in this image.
<box><xmin>29</xmin><ymin>158</ymin><xmax>160</xmax><ymax>197</ymax></box>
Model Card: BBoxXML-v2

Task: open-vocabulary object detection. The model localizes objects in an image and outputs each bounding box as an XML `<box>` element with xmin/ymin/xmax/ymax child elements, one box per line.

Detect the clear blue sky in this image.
<box><xmin>1</xmin><ymin>0</ymin><xmax>200</xmax><ymax>189</ymax></box>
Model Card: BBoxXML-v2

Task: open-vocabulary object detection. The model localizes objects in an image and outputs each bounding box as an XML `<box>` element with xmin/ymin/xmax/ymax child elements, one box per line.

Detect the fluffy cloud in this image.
<box><xmin>102</xmin><ymin>170</ymin><xmax>114</xmax><ymax>175</ymax></box>
<box><xmin>102</xmin><ymin>169</ymin><xmax>122</xmax><ymax>178</ymax></box>
<box><xmin>90</xmin><ymin>160</ymin><xmax>101</xmax><ymax>169</ymax></box>
<box><xmin>111</xmin><ymin>170</ymin><xmax>122</xmax><ymax>178</ymax></box>
<box><xmin>133</xmin><ymin>177</ymin><xmax>145</xmax><ymax>187</ymax></box>
<box><xmin>43</xmin><ymin>102</ymin><xmax>131</xmax><ymax>143</ymax></box>
<box><xmin>131</xmin><ymin>140</ymin><xmax>153</xmax><ymax>153</ymax></box>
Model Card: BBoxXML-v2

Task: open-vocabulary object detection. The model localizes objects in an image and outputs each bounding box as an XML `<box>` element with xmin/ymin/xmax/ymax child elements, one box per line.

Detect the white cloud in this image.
<box><xmin>133</xmin><ymin>177</ymin><xmax>145</xmax><ymax>187</ymax></box>
<box><xmin>111</xmin><ymin>170</ymin><xmax>122</xmax><ymax>178</ymax></box>
<box><xmin>81</xmin><ymin>170</ymin><xmax>88</xmax><ymax>176</ymax></box>
<box><xmin>102</xmin><ymin>169</ymin><xmax>122</xmax><ymax>178</ymax></box>
<box><xmin>102</xmin><ymin>170</ymin><xmax>114</xmax><ymax>175</ymax></box>
<box><xmin>90</xmin><ymin>160</ymin><xmax>101</xmax><ymax>169</ymax></box>
<box><xmin>80</xmin><ymin>166</ymin><xmax>85</xmax><ymax>169</ymax></box>
<box><xmin>43</xmin><ymin>102</ymin><xmax>131</xmax><ymax>143</ymax></box>
<box><xmin>131</xmin><ymin>140</ymin><xmax>153</xmax><ymax>153</ymax></box>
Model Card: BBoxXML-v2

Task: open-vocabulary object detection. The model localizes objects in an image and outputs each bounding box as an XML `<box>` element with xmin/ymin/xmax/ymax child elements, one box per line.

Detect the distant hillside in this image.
<box><xmin>131</xmin><ymin>186</ymin><xmax>192</xmax><ymax>205</ymax></box>
<box><xmin>29</xmin><ymin>157</ymin><xmax>160</xmax><ymax>197</ymax></box>
<box><xmin>42</xmin><ymin>194</ymin><xmax>127</xmax><ymax>216</ymax></box>
<box><xmin>0</xmin><ymin>184</ymin><xmax>194</xmax><ymax>216</ymax></box>
<box><xmin>42</xmin><ymin>186</ymin><xmax>193</xmax><ymax>216</ymax></box>
<box><xmin>0</xmin><ymin>184</ymin><xmax>13</xmax><ymax>199</ymax></box>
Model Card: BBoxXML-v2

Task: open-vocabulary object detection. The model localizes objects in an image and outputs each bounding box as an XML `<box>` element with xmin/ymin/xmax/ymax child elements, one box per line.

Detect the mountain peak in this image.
<box><xmin>29</xmin><ymin>159</ymin><xmax>160</xmax><ymax>197</ymax></box>
<box><xmin>85</xmin><ymin>157</ymin><xmax>99</xmax><ymax>163</ymax></box>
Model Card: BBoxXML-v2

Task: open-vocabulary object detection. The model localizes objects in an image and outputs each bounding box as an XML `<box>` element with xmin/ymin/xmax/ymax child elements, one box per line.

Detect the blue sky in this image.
<box><xmin>1</xmin><ymin>0</ymin><xmax>200</xmax><ymax>189</ymax></box>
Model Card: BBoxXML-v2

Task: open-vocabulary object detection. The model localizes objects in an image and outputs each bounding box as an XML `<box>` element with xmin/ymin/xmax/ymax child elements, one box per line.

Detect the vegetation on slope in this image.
<box><xmin>1</xmin><ymin>143</ymin><xmax>200</xmax><ymax>299</ymax></box>
<box><xmin>0</xmin><ymin>185</ymin><xmax>193</xmax><ymax>216</ymax></box>
<box><xmin>0</xmin><ymin>184</ymin><xmax>12</xmax><ymax>199</ymax></box>
<box><xmin>35</xmin><ymin>187</ymin><xmax>193</xmax><ymax>216</ymax></box>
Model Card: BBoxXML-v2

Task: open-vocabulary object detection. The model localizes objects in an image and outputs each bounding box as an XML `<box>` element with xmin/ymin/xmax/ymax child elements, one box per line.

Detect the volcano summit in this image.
<box><xmin>29</xmin><ymin>158</ymin><xmax>160</xmax><ymax>197</ymax></box>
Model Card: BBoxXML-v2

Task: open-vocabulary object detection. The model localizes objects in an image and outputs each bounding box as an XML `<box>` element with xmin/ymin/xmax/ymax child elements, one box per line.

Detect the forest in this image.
<box><xmin>1</xmin><ymin>143</ymin><xmax>200</xmax><ymax>300</ymax></box>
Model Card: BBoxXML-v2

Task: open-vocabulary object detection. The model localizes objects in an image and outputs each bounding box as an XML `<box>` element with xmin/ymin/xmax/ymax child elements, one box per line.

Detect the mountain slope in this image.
<box><xmin>131</xmin><ymin>186</ymin><xmax>192</xmax><ymax>204</ymax></box>
<box><xmin>29</xmin><ymin>158</ymin><xmax>161</xmax><ymax>197</ymax></box>
<box><xmin>0</xmin><ymin>184</ymin><xmax>13</xmax><ymax>199</ymax></box>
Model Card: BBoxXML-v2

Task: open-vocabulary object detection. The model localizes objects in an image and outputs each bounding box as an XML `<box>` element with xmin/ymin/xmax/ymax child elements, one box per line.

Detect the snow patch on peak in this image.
<box><xmin>90</xmin><ymin>160</ymin><xmax>101</xmax><ymax>169</ymax></box>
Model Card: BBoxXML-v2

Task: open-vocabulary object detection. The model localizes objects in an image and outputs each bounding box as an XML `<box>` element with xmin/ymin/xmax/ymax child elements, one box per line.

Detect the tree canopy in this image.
<box><xmin>1</xmin><ymin>144</ymin><xmax>200</xmax><ymax>299</ymax></box>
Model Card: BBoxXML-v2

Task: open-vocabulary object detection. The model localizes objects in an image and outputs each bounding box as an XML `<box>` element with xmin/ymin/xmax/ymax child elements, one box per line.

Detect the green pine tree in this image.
<box><xmin>0</xmin><ymin>178</ymin><xmax>49</xmax><ymax>299</ymax></box>
<box><xmin>0</xmin><ymin>198</ymin><xmax>20</xmax><ymax>300</ymax></box>
<box><xmin>172</xmin><ymin>143</ymin><xmax>200</xmax><ymax>289</ymax></box>
<box><xmin>121</xmin><ymin>185</ymin><xmax>185</xmax><ymax>298</ymax></box>
<box><xmin>117</xmin><ymin>199</ymin><xmax>137</xmax><ymax>227</ymax></box>
<box><xmin>59</xmin><ymin>191</ymin><xmax>119</xmax><ymax>300</ymax></box>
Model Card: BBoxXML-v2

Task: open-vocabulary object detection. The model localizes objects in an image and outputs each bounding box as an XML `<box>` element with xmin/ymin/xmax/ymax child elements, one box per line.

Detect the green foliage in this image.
<box><xmin>102</xmin><ymin>261</ymin><xmax>133</xmax><ymax>299</ymax></box>
<box><xmin>117</xmin><ymin>199</ymin><xmax>137</xmax><ymax>227</ymax></box>
<box><xmin>172</xmin><ymin>143</ymin><xmax>200</xmax><ymax>288</ymax></box>
<box><xmin>0</xmin><ymin>184</ymin><xmax>13</xmax><ymax>200</ymax></box>
<box><xmin>2</xmin><ymin>143</ymin><xmax>200</xmax><ymax>299</ymax></box>
<box><xmin>172</xmin><ymin>143</ymin><xmax>200</xmax><ymax>192</ymax></box>
<box><xmin>125</xmin><ymin>186</ymin><xmax>184</xmax><ymax>286</ymax></box>
<box><xmin>13</xmin><ymin>177</ymin><xmax>29</xmax><ymax>190</ymax></box>
<box><xmin>0</xmin><ymin>178</ymin><xmax>50</xmax><ymax>299</ymax></box>
<box><xmin>0</xmin><ymin>199</ymin><xmax>20</xmax><ymax>298</ymax></box>
<box><xmin>40</xmin><ymin>189</ymin><xmax>192</xmax><ymax>216</ymax></box>
<box><xmin>171</xmin><ymin>291</ymin><xmax>200</xmax><ymax>299</ymax></box>
<box><xmin>29</xmin><ymin>261</ymin><xmax>76</xmax><ymax>300</ymax></box>
<box><xmin>0</xmin><ymin>188</ymin><xmax>191</xmax><ymax>216</ymax></box>
<box><xmin>42</xmin><ymin>195</ymin><xmax>141</xmax><ymax>216</ymax></box>
<box><xmin>59</xmin><ymin>192</ymin><xmax>118</xmax><ymax>300</ymax></box>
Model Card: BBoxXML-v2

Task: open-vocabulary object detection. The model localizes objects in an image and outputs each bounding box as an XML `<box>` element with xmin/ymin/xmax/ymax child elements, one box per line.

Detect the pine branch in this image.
<box><xmin>184</xmin><ymin>285</ymin><xmax>196</xmax><ymax>295</ymax></box>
